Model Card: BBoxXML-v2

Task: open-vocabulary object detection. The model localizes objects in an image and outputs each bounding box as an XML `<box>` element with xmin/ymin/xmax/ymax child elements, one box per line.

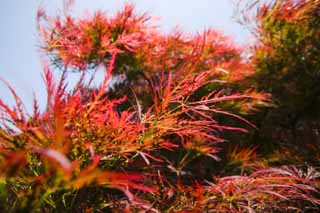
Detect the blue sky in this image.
<box><xmin>0</xmin><ymin>0</ymin><xmax>249</xmax><ymax>112</ymax></box>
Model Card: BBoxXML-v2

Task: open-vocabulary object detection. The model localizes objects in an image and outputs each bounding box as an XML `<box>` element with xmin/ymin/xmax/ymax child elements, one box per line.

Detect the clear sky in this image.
<box><xmin>0</xmin><ymin>0</ymin><xmax>249</xmax><ymax>112</ymax></box>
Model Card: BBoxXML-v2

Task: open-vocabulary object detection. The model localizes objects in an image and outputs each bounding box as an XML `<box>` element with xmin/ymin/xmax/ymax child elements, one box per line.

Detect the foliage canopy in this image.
<box><xmin>0</xmin><ymin>0</ymin><xmax>319</xmax><ymax>212</ymax></box>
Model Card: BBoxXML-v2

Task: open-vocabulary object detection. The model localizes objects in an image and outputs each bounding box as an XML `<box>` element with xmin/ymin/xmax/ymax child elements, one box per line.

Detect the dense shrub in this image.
<box><xmin>0</xmin><ymin>1</ymin><xmax>319</xmax><ymax>212</ymax></box>
<box><xmin>236</xmin><ymin>0</ymin><xmax>320</xmax><ymax>166</ymax></box>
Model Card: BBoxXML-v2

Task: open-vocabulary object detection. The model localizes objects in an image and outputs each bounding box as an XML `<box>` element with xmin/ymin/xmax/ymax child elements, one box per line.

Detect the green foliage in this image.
<box><xmin>254</xmin><ymin>0</ymin><xmax>320</xmax><ymax>113</ymax></box>
<box><xmin>238</xmin><ymin>0</ymin><xmax>320</xmax><ymax>166</ymax></box>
